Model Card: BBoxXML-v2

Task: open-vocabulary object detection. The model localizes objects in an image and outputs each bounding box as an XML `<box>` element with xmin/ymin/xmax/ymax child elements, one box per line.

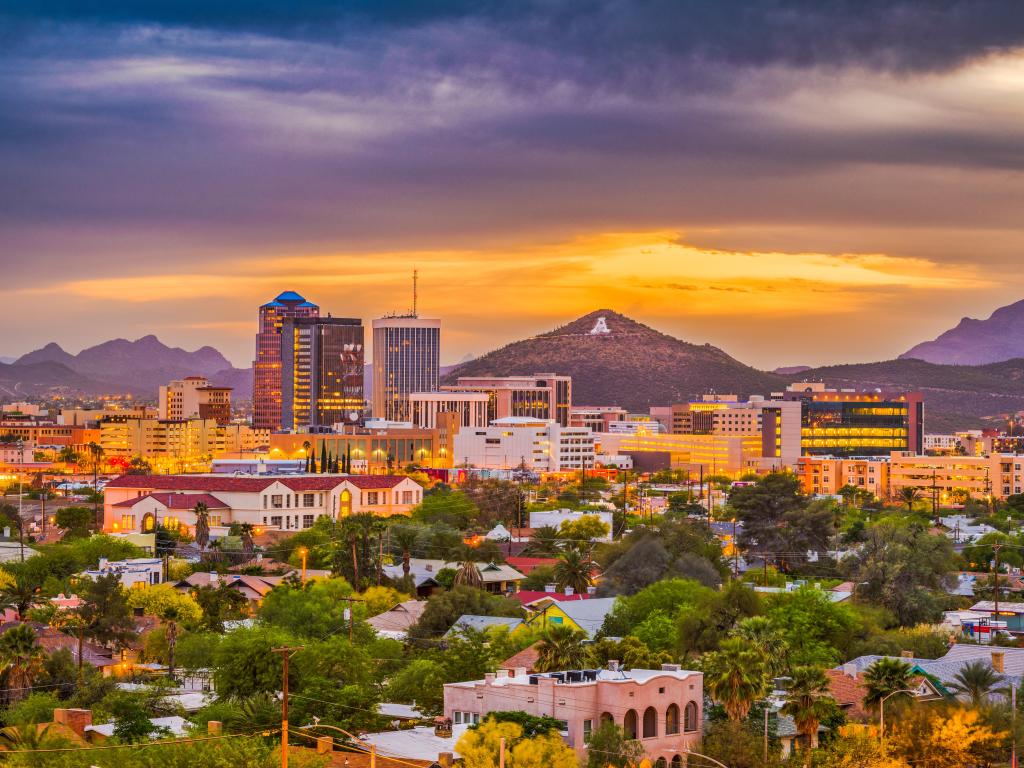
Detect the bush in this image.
<box><xmin>3</xmin><ymin>692</ymin><xmax>62</xmax><ymax>726</ymax></box>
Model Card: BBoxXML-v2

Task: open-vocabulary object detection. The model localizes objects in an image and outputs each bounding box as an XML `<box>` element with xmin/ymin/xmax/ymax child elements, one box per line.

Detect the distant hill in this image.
<box><xmin>790</xmin><ymin>358</ymin><xmax>1024</xmax><ymax>432</ymax></box>
<box><xmin>902</xmin><ymin>299</ymin><xmax>1024</xmax><ymax>364</ymax></box>
<box><xmin>441</xmin><ymin>309</ymin><xmax>786</xmax><ymax>409</ymax></box>
<box><xmin>8</xmin><ymin>336</ymin><xmax>250</xmax><ymax>400</ymax></box>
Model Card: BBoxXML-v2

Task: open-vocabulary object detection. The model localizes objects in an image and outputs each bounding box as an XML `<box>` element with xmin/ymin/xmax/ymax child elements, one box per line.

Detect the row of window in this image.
<box><xmin>619</xmin><ymin>702</ymin><xmax>699</xmax><ymax>739</ymax></box>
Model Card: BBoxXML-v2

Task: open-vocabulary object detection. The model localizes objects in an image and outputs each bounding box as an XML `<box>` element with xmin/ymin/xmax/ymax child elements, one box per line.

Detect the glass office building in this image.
<box><xmin>372</xmin><ymin>316</ymin><xmax>441</xmax><ymax>422</ymax></box>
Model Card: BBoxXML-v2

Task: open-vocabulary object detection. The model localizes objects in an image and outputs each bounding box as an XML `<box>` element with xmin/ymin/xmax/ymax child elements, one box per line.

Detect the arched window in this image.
<box><xmin>665</xmin><ymin>703</ymin><xmax>680</xmax><ymax>735</ymax></box>
<box><xmin>623</xmin><ymin>710</ymin><xmax>638</xmax><ymax>739</ymax></box>
<box><xmin>339</xmin><ymin>489</ymin><xmax>352</xmax><ymax>517</ymax></box>
<box><xmin>643</xmin><ymin>707</ymin><xmax>658</xmax><ymax>738</ymax></box>
<box><xmin>683</xmin><ymin>701</ymin><xmax>698</xmax><ymax>732</ymax></box>
<box><xmin>655</xmin><ymin>759</ymin><xmax>666</xmax><ymax>768</ymax></box>
<box><xmin>671</xmin><ymin>756</ymin><xmax>683</xmax><ymax>768</ymax></box>
<box><xmin>142</xmin><ymin>513</ymin><xmax>155</xmax><ymax>532</ymax></box>
<box><xmin>600</xmin><ymin>712</ymin><xmax>614</xmax><ymax>725</ymax></box>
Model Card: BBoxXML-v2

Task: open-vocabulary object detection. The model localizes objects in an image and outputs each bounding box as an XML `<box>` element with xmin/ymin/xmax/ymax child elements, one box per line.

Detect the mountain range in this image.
<box><xmin>0</xmin><ymin>336</ymin><xmax>250</xmax><ymax>400</ymax></box>
<box><xmin>901</xmin><ymin>299</ymin><xmax>1024</xmax><ymax>365</ymax></box>
<box><xmin>9</xmin><ymin>299</ymin><xmax>1024</xmax><ymax>431</ymax></box>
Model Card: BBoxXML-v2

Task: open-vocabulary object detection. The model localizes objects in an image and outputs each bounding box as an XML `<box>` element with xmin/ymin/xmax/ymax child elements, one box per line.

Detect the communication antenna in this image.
<box><xmin>412</xmin><ymin>268</ymin><xmax>418</xmax><ymax>317</ymax></box>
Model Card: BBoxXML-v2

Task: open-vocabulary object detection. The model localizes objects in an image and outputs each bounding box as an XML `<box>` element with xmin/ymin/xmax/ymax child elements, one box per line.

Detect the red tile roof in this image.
<box><xmin>506</xmin><ymin>556</ymin><xmax>558</xmax><ymax>574</ymax></box>
<box><xmin>500</xmin><ymin>641</ymin><xmax>541</xmax><ymax>673</ymax></box>
<box><xmin>824</xmin><ymin>669</ymin><xmax>869</xmax><ymax>721</ymax></box>
<box><xmin>105</xmin><ymin>474</ymin><xmax>409</xmax><ymax>493</ymax></box>
<box><xmin>112</xmin><ymin>492</ymin><xmax>229</xmax><ymax>509</ymax></box>
<box><xmin>514</xmin><ymin>590</ymin><xmax>593</xmax><ymax>604</ymax></box>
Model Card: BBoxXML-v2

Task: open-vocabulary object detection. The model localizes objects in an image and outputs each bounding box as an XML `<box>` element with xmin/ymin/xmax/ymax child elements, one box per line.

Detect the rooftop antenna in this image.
<box><xmin>412</xmin><ymin>268</ymin><xmax>418</xmax><ymax>317</ymax></box>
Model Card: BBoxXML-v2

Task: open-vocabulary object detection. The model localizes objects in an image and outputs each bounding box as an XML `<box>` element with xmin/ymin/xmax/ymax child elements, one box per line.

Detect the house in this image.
<box><xmin>445</xmin><ymin>615</ymin><xmax>525</xmax><ymax>637</ymax></box>
<box><xmin>367</xmin><ymin>600</ymin><xmax>428</xmax><ymax>640</ymax></box>
<box><xmin>499</xmin><ymin>642</ymin><xmax>542</xmax><ymax>674</ymax></box>
<box><xmin>175</xmin><ymin>572</ymin><xmax>284</xmax><ymax>606</ymax></box>
<box><xmin>443</xmin><ymin>661</ymin><xmax>703</xmax><ymax>760</ymax></box>
<box><xmin>824</xmin><ymin>668</ymin><xmax>870</xmax><ymax>722</ymax></box>
<box><xmin>514</xmin><ymin>588</ymin><xmax>595</xmax><ymax>607</ymax></box>
<box><xmin>86</xmin><ymin>715</ymin><xmax>189</xmax><ymax>743</ymax></box>
<box><xmin>360</xmin><ymin>724</ymin><xmax>467</xmax><ymax>761</ymax></box>
<box><xmin>940</xmin><ymin>515</ymin><xmax>999</xmax><ymax>544</ymax></box>
<box><xmin>525</xmin><ymin>596</ymin><xmax>616</xmax><ymax>638</ymax></box>
<box><xmin>103</xmin><ymin>473</ymin><xmax>424</xmax><ymax>536</ymax></box>
<box><xmin>0</xmin><ymin>622</ymin><xmax>117</xmax><ymax>671</ymax></box>
<box><xmin>967</xmin><ymin>600</ymin><xmax>1024</xmax><ymax>635</ymax></box>
<box><xmin>80</xmin><ymin>557</ymin><xmax>163</xmax><ymax>589</ymax></box>
<box><xmin>381</xmin><ymin>559</ymin><xmax>526</xmax><ymax>597</ymax></box>
<box><xmin>506</xmin><ymin>556</ymin><xmax>559</xmax><ymax>575</ymax></box>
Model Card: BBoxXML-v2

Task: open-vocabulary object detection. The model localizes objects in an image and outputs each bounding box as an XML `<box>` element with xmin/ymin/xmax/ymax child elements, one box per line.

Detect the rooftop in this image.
<box><xmin>105</xmin><ymin>473</ymin><xmax>409</xmax><ymax>493</ymax></box>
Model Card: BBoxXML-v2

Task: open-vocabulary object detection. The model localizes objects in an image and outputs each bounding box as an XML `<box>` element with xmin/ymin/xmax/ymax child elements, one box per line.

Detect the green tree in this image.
<box><xmin>553</xmin><ymin>547</ymin><xmax>593</xmax><ymax>594</ymax></box>
<box><xmin>409</xmin><ymin>586</ymin><xmax>523</xmax><ymax>639</ymax></box>
<box><xmin>780</xmin><ymin>666</ymin><xmax>838</xmax><ymax>756</ymax></box>
<box><xmin>763</xmin><ymin>586</ymin><xmax>860</xmax><ymax>669</ymax></box>
<box><xmin>53</xmin><ymin>506</ymin><xmax>94</xmax><ymax>538</ymax></box>
<box><xmin>193</xmin><ymin>502</ymin><xmax>210</xmax><ymax>550</ymax></box>
<box><xmin>897</xmin><ymin>487</ymin><xmax>921</xmax><ymax>513</ymax></box>
<box><xmin>602</xmin><ymin>578</ymin><xmax>713</xmax><ymax>636</ymax></box>
<box><xmin>523</xmin><ymin>526</ymin><xmax>562</xmax><ymax>557</ymax></box>
<box><xmin>77</xmin><ymin>573</ymin><xmax>136</xmax><ymax>649</ymax></box>
<box><xmin>191</xmin><ymin>583</ymin><xmax>248</xmax><ymax>632</ymax></box>
<box><xmin>0</xmin><ymin>573</ymin><xmax>39</xmax><ymax>618</ymax></box>
<box><xmin>733</xmin><ymin>616</ymin><xmax>788</xmax><ymax>677</ymax></box>
<box><xmin>212</xmin><ymin>626</ymin><xmax>296</xmax><ymax>699</ymax></box>
<box><xmin>862</xmin><ymin>657</ymin><xmax>913</xmax><ymax>714</ymax></box>
<box><xmin>584</xmin><ymin>720</ymin><xmax>645</xmax><ymax>768</ymax></box>
<box><xmin>558</xmin><ymin>515</ymin><xmax>609</xmax><ymax>543</ymax></box>
<box><xmin>454</xmin><ymin>560</ymin><xmax>484</xmax><ymax>589</ymax></box>
<box><xmin>948</xmin><ymin>660</ymin><xmax>1007</xmax><ymax>707</ymax></box>
<box><xmin>2</xmin><ymin>691</ymin><xmax>62</xmax><ymax>726</ymax></box>
<box><xmin>412</xmin><ymin>488</ymin><xmax>479</xmax><ymax>529</ymax></box>
<box><xmin>0</xmin><ymin>624</ymin><xmax>45</xmax><ymax>704</ymax></box>
<box><xmin>534</xmin><ymin>624</ymin><xmax>589</xmax><ymax>672</ymax></box>
<box><xmin>258</xmin><ymin>577</ymin><xmax>365</xmax><ymax>639</ymax></box>
<box><xmin>702</xmin><ymin>637</ymin><xmax>768</xmax><ymax>721</ymax></box>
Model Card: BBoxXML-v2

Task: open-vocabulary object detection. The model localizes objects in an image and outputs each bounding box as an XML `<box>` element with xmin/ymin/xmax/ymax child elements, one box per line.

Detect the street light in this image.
<box><xmin>682</xmin><ymin>747</ymin><xmax>731</xmax><ymax>768</ymax></box>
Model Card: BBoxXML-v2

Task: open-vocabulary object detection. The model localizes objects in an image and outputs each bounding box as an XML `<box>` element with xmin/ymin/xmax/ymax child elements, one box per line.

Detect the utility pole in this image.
<box><xmin>339</xmin><ymin>596</ymin><xmax>364</xmax><ymax>642</ymax></box>
<box><xmin>994</xmin><ymin>543</ymin><xmax>1002</xmax><ymax>635</ymax></box>
<box><xmin>763</xmin><ymin>706</ymin><xmax>769</xmax><ymax>763</ymax></box>
<box><xmin>732</xmin><ymin>517</ymin><xmax>739</xmax><ymax>579</ymax></box>
<box><xmin>272</xmin><ymin>646</ymin><xmax>304</xmax><ymax>768</ymax></box>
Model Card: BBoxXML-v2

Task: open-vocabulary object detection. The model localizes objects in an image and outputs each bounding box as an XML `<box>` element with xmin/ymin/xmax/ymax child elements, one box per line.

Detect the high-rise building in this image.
<box><xmin>372</xmin><ymin>316</ymin><xmax>441</xmax><ymax>422</ymax></box>
<box><xmin>280</xmin><ymin>317</ymin><xmax>365</xmax><ymax>431</ymax></box>
<box><xmin>780</xmin><ymin>382</ymin><xmax>924</xmax><ymax>457</ymax></box>
<box><xmin>442</xmin><ymin>374</ymin><xmax>572</xmax><ymax>426</ymax></box>
<box><xmin>159</xmin><ymin>376</ymin><xmax>232</xmax><ymax>425</ymax></box>
<box><xmin>253</xmin><ymin>291</ymin><xmax>319</xmax><ymax>430</ymax></box>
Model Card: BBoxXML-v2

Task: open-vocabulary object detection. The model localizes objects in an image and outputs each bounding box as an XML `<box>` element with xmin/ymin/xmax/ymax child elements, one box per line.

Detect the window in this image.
<box><xmin>271</xmin><ymin>495</ymin><xmax>284</xmax><ymax>509</ymax></box>
<box><xmin>583</xmin><ymin>719</ymin><xmax>593</xmax><ymax>743</ymax></box>
<box><xmin>304</xmin><ymin>493</ymin><xmax>315</xmax><ymax>507</ymax></box>
<box><xmin>642</xmin><ymin>707</ymin><xmax>657</xmax><ymax>738</ymax></box>
<box><xmin>164</xmin><ymin>516</ymin><xmax>179</xmax><ymax>530</ymax></box>
<box><xmin>665</xmin><ymin>704</ymin><xmax>680</xmax><ymax>735</ymax></box>
<box><xmin>210</xmin><ymin>515</ymin><xmax>222</xmax><ymax>527</ymax></box>
<box><xmin>270</xmin><ymin>516</ymin><xmax>282</xmax><ymax>528</ymax></box>
<box><xmin>303</xmin><ymin>514</ymin><xmax>314</xmax><ymax>529</ymax></box>
<box><xmin>683</xmin><ymin>701</ymin><xmax>698</xmax><ymax>732</ymax></box>
<box><xmin>623</xmin><ymin>710</ymin><xmax>638</xmax><ymax>740</ymax></box>
<box><xmin>263</xmin><ymin>496</ymin><xmax>268</xmax><ymax>509</ymax></box>
<box><xmin>367</xmin><ymin>492</ymin><xmax>379</xmax><ymax>505</ymax></box>
<box><xmin>402</xmin><ymin>490</ymin><xmax>414</xmax><ymax>504</ymax></box>
<box><xmin>555</xmin><ymin>720</ymin><xmax>568</xmax><ymax>733</ymax></box>
<box><xmin>472</xmin><ymin>714</ymin><xmax>480</xmax><ymax>725</ymax></box>
<box><xmin>286</xmin><ymin>495</ymin><xmax>291</xmax><ymax>508</ymax></box>
<box><xmin>453</xmin><ymin>712</ymin><xmax>462</xmax><ymax>725</ymax></box>
<box><xmin>120</xmin><ymin>514</ymin><xmax>135</xmax><ymax>530</ymax></box>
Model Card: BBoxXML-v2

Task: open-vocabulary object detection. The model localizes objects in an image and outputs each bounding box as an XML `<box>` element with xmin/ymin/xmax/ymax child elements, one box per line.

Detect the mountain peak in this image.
<box><xmin>901</xmin><ymin>298</ymin><xmax>1024</xmax><ymax>365</ymax></box>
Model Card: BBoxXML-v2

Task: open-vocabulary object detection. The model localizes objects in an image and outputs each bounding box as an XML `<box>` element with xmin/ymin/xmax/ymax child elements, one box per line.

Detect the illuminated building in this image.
<box><xmin>280</xmin><ymin>317</ymin><xmax>365</xmax><ymax>431</ymax></box>
<box><xmin>99</xmin><ymin>417</ymin><xmax>268</xmax><ymax>470</ymax></box>
<box><xmin>888</xmin><ymin>451</ymin><xmax>1024</xmax><ymax>501</ymax></box>
<box><xmin>253</xmin><ymin>291</ymin><xmax>320</xmax><ymax>430</ymax></box>
<box><xmin>796</xmin><ymin>456</ymin><xmax>890</xmax><ymax>497</ymax></box>
<box><xmin>452</xmin><ymin>417</ymin><xmax>594</xmax><ymax>473</ymax></box>
<box><xmin>158</xmin><ymin>376</ymin><xmax>232</xmax><ymax>425</ymax></box>
<box><xmin>781</xmin><ymin>382</ymin><xmax>923</xmax><ymax>457</ymax></box>
<box><xmin>442</xmin><ymin>374</ymin><xmax>572</xmax><ymax>426</ymax></box>
<box><xmin>569</xmin><ymin>405</ymin><xmax>628</xmax><ymax>432</ymax></box>
<box><xmin>598</xmin><ymin>430</ymin><xmax>768</xmax><ymax>474</ymax></box>
<box><xmin>409</xmin><ymin>391</ymin><xmax>489</xmax><ymax>429</ymax></box>
<box><xmin>103</xmin><ymin>473</ymin><xmax>423</xmax><ymax>535</ymax></box>
<box><xmin>372</xmin><ymin>315</ymin><xmax>441</xmax><ymax>422</ymax></box>
<box><xmin>269</xmin><ymin>424</ymin><xmax>447</xmax><ymax>472</ymax></box>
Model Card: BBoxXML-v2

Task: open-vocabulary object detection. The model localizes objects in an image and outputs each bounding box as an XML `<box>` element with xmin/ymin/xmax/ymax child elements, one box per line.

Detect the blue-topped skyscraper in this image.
<box><xmin>253</xmin><ymin>291</ymin><xmax>319</xmax><ymax>430</ymax></box>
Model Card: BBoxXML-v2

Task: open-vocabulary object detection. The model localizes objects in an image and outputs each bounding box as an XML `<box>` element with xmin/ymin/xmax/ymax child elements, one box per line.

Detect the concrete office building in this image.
<box><xmin>409</xmin><ymin>391</ymin><xmax>490</xmax><ymax>429</ymax></box>
<box><xmin>570</xmin><ymin>406</ymin><xmax>628</xmax><ymax>432</ymax></box>
<box><xmin>372</xmin><ymin>316</ymin><xmax>441</xmax><ymax>422</ymax></box>
<box><xmin>443</xmin><ymin>374</ymin><xmax>572</xmax><ymax>427</ymax></box>
<box><xmin>281</xmin><ymin>317</ymin><xmax>365</xmax><ymax>432</ymax></box>
<box><xmin>253</xmin><ymin>291</ymin><xmax>320</xmax><ymax>430</ymax></box>
<box><xmin>453</xmin><ymin>417</ymin><xmax>595</xmax><ymax>473</ymax></box>
<box><xmin>159</xmin><ymin>377</ymin><xmax>232</xmax><ymax>425</ymax></box>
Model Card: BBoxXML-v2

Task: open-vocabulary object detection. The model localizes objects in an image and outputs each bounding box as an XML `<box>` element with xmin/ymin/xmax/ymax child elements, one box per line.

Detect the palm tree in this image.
<box><xmin>454</xmin><ymin>561</ymin><xmax>483</xmax><ymax>589</ymax></box>
<box><xmin>534</xmin><ymin>624</ymin><xmax>590</xmax><ymax>672</ymax></box>
<box><xmin>703</xmin><ymin>637</ymin><xmax>768</xmax><ymax>721</ymax></box>
<box><xmin>86</xmin><ymin>442</ymin><xmax>104</xmax><ymax>529</ymax></box>
<box><xmin>341</xmin><ymin>519</ymin><xmax>363</xmax><ymax>587</ymax></box>
<box><xmin>193</xmin><ymin>502</ymin><xmax>210</xmax><ymax>551</ymax></box>
<box><xmin>0</xmin><ymin>624</ymin><xmax>45</xmax><ymax>704</ymax></box>
<box><xmin>163</xmin><ymin>606</ymin><xmax>180</xmax><ymax>681</ymax></box>
<box><xmin>862</xmin><ymin>657</ymin><xmax>913</xmax><ymax>713</ymax></box>
<box><xmin>0</xmin><ymin>723</ymin><xmax>71</xmax><ymax>751</ymax></box>
<box><xmin>392</xmin><ymin>525</ymin><xmax>420</xmax><ymax>582</ymax></box>
<box><xmin>897</xmin><ymin>487</ymin><xmax>921</xmax><ymax>514</ymax></box>
<box><xmin>733</xmin><ymin>616</ymin><xmax>788</xmax><ymax>677</ymax></box>
<box><xmin>302</xmin><ymin>441</ymin><xmax>312</xmax><ymax>473</ymax></box>
<box><xmin>239</xmin><ymin>523</ymin><xmax>255</xmax><ymax>559</ymax></box>
<box><xmin>948</xmin><ymin>660</ymin><xmax>1007</xmax><ymax>707</ymax></box>
<box><xmin>0</xmin><ymin>574</ymin><xmax>38</xmax><ymax>618</ymax></box>
<box><xmin>554</xmin><ymin>547</ymin><xmax>593</xmax><ymax>594</ymax></box>
<box><xmin>781</xmin><ymin>666</ymin><xmax>835</xmax><ymax>757</ymax></box>
<box><xmin>524</xmin><ymin>526</ymin><xmax>562</xmax><ymax>557</ymax></box>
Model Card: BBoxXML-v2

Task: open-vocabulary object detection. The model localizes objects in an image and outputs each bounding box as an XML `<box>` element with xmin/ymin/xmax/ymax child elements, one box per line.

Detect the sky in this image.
<box><xmin>3</xmin><ymin>1</ymin><xmax>1024</xmax><ymax>370</ymax></box>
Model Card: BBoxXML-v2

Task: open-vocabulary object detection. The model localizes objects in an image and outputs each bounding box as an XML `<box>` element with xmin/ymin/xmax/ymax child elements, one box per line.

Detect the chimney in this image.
<box><xmin>661</xmin><ymin>663</ymin><xmax>681</xmax><ymax>672</ymax></box>
<box><xmin>842</xmin><ymin>663</ymin><xmax>858</xmax><ymax>678</ymax></box>
<box><xmin>514</xmin><ymin>666</ymin><xmax>527</xmax><ymax>679</ymax></box>
<box><xmin>900</xmin><ymin>650</ymin><xmax>913</xmax><ymax>659</ymax></box>
<box><xmin>496</xmin><ymin>669</ymin><xmax>509</xmax><ymax>679</ymax></box>
<box><xmin>53</xmin><ymin>708</ymin><xmax>92</xmax><ymax>738</ymax></box>
<box><xmin>545</xmin><ymin>584</ymin><xmax>557</xmax><ymax>593</ymax></box>
<box><xmin>207</xmin><ymin>721</ymin><xmax>222</xmax><ymax>736</ymax></box>
<box><xmin>992</xmin><ymin>650</ymin><xmax>1005</xmax><ymax>673</ymax></box>
<box><xmin>608</xmin><ymin>660</ymin><xmax>620</xmax><ymax>672</ymax></box>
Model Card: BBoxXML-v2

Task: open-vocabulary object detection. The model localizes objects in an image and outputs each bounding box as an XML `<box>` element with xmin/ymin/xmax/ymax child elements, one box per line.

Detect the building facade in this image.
<box><xmin>99</xmin><ymin>418</ymin><xmax>268</xmax><ymax>469</ymax></box>
<box><xmin>444</xmin><ymin>664</ymin><xmax>703</xmax><ymax>761</ymax></box>
<box><xmin>888</xmin><ymin>452</ymin><xmax>1024</xmax><ymax>501</ymax></box>
<box><xmin>103</xmin><ymin>473</ymin><xmax>424</xmax><ymax>536</ymax></box>
<box><xmin>158</xmin><ymin>377</ymin><xmax>232</xmax><ymax>425</ymax></box>
<box><xmin>372</xmin><ymin>316</ymin><xmax>441</xmax><ymax>422</ymax></box>
<box><xmin>253</xmin><ymin>291</ymin><xmax>320</xmax><ymax>430</ymax></box>
<box><xmin>782</xmin><ymin>382</ymin><xmax>924</xmax><ymax>457</ymax></box>
<box><xmin>443</xmin><ymin>374</ymin><xmax>572</xmax><ymax>427</ymax></box>
<box><xmin>269</xmin><ymin>425</ymin><xmax>448</xmax><ymax>471</ymax></box>
<box><xmin>280</xmin><ymin>317</ymin><xmax>365</xmax><ymax>431</ymax></box>
<box><xmin>452</xmin><ymin>417</ymin><xmax>595</xmax><ymax>473</ymax></box>
<box><xmin>409</xmin><ymin>392</ymin><xmax>489</xmax><ymax>429</ymax></box>
<box><xmin>796</xmin><ymin>456</ymin><xmax>891</xmax><ymax>497</ymax></box>
<box><xmin>569</xmin><ymin>406</ymin><xmax>628</xmax><ymax>433</ymax></box>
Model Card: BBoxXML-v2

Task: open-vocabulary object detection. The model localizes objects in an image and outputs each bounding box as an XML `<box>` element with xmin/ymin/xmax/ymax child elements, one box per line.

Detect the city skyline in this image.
<box><xmin>4</xmin><ymin>2</ymin><xmax>1024</xmax><ymax>368</ymax></box>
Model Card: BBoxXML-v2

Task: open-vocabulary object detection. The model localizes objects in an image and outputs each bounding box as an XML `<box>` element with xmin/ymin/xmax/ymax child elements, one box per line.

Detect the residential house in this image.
<box><xmin>445</xmin><ymin>615</ymin><xmax>525</xmax><ymax>638</ymax></box>
<box><xmin>381</xmin><ymin>559</ymin><xmax>525</xmax><ymax>597</ymax></box>
<box><xmin>80</xmin><ymin>558</ymin><xmax>163</xmax><ymax>589</ymax></box>
<box><xmin>443</xmin><ymin>662</ymin><xmax>703</xmax><ymax>761</ymax></box>
<box><xmin>524</xmin><ymin>596</ymin><xmax>616</xmax><ymax>638</ymax></box>
<box><xmin>367</xmin><ymin>600</ymin><xmax>428</xmax><ymax>640</ymax></box>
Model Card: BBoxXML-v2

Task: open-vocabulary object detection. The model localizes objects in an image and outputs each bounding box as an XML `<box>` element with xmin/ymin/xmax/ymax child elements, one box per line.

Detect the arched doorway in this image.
<box><xmin>623</xmin><ymin>709</ymin><xmax>638</xmax><ymax>739</ymax></box>
<box><xmin>339</xmin><ymin>489</ymin><xmax>352</xmax><ymax>517</ymax></box>
<box><xmin>600</xmin><ymin>712</ymin><xmax>614</xmax><ymax>725</ymax></box>
<box><xmin>671</xmin><ymin>756</ymin><xmax>683</xmax><ymax>768</ymax></box>
<box><xmin>141</xmin><ymin>513</ymin><xmax>156</xmax><ymax>532</ymax></box>
<box><xmin>665</xmin><ymin>703</ymin><xmax>680</xmax><ymax>735</ymax></box>
<box><xmin>643</xmin><ymin>707</ymin><xmax>657</xmax><ymax>738</ymax></box>
<box><xmin>683</xmin><ymin>701</ymin><xmax>698</xmax><ymax>732</ymax></box>
<box><xmin>655</xmin><ymin>758</ymin><xmax>667</xmax><ymax>768</ymax></box>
